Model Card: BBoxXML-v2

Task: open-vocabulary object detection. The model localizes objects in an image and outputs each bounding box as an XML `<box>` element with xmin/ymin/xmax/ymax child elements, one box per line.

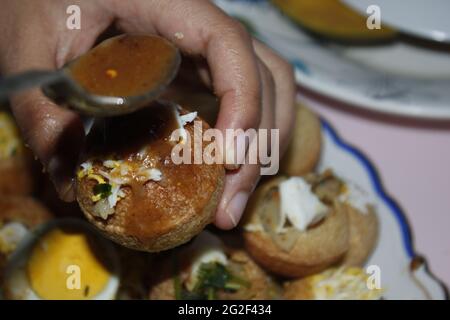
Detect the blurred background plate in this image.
<box><xmin>215</xmin><ymin>0</ymin><xmax>450</xmax><ymax>119</ymax></box>
<box><xmin>343</xmin><ymin>0</ymin><xmax>450</xmax><ymax>43</ymax></box>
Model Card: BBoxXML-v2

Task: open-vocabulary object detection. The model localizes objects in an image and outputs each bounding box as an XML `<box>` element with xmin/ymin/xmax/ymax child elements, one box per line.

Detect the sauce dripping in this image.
<box><xmin>85</xmin><ymin>102</ymin><xmax>179</xmax><ymax>158</ymax></box>
<box><xmin>85</xmin><ymin>103</ymin><xmax>205</xmax><ymax>239</ymax></box>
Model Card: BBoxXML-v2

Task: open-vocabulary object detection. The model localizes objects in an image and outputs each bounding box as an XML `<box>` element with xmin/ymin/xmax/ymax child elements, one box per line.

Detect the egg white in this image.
<box><xmin>279</xmin><ymin>177</ymin><xmax>329</xmax><ymax>232</ymax></box>
<box><xmin>0</xmin><ymin>222</ymin><xmax>30</xmax><ymax>255</ymax></box>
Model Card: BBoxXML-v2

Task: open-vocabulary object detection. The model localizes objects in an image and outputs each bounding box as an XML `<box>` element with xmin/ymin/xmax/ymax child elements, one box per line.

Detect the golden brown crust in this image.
<box><xmin>280</xmin><ymin>105</ymin><xmax>322</xmax><ymax>176</ymax></box>
<box><xmin>283</xmin><ymin>278</ymin><xmax>314</xmax><ymax>300</ymax></box>
<box><xmin>0</xmin><ymin>156</ymin><xmax>34</xmax><ymax>196</ymax></box>
<box><xmin>239</xmin><ymin>176</ymin><xmax>285</xmax><ymax>227</ymax></box>
<box><xmin>149</xmin><ymin>247</ymin><xmax>276</xmax><ymax>300</ymax></box>
<box><xmin>244</xmin><ymin>206</ymin><xmax>349</xmax><ymax>278</ymax></box>
<box><xmin>77</xmin><ymin>104</ymin><xmax>225</xmax><ymax>252</ymax></box>
<box><xmin>341</xmin><ymin>205</ymin><xmax>378</xmax><ymax>266</ymax></box>
<box><xmin>242</xmin><ymin>178</ymin><xmax>349</xmax><ymax>278</ymax></box>
<box><xmin>0</xmin><ymin>196</ymin><xmax>53</xmax><ymax>228</ymax></box>
<box><xmin>0</xmin><ymin>108</ymin><xmax>34</xmax><ymax>196</ymax></box>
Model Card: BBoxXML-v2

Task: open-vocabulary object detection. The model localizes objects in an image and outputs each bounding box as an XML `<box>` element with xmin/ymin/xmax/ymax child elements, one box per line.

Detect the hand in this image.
<box><xmin>0</xmin><ymin>0</ymin><xmax>295</xmax><ymax>229</ymax></box>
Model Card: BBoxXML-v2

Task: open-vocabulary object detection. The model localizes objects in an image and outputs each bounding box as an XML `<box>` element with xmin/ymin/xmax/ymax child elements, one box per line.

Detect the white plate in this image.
<box><xmin>343</xmin><ymin>0</ymin><xmax>450</xmax><ymax>43</ymax></box>
<box><xmin>215</xmin><ymin>0</ymin><xmax>450</xmax><ymax>119</ymax></box>
<box><xmin>217</xmin><ymin>1</ymin><xmax>448</xmax><ymax>298</ymax></box>
<box><xmin>319</xmin><ymin>118</ymin><xmax>447</xmax><ymax>299</ymax></box>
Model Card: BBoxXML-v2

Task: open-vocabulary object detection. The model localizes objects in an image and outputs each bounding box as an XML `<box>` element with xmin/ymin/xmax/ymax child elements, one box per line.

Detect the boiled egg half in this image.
<box><xmin>3</xmin><ymin>219</ymin><xmax>120</xmax><ymax>300</ymax></box>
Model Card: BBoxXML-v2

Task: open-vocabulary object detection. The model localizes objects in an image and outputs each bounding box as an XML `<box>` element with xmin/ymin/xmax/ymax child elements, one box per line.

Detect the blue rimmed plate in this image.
<box><xmin>319</xmin><ymin>118</ymin><xmax>448</xmax><ymax>299</ymax></box>
<box><xmin>216</xmin><ymin>0</ymin><xmax>450</xmax><ymax>120</ymax></box>
<box><xmin>214</xmin><ymin>0</ymin><xmax>448</xmax><ymax>297</ymax></box>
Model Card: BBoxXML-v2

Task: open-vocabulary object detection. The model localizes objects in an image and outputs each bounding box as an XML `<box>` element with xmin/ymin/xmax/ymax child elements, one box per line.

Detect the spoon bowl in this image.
<box><xmin>0</xmin><ymin>34</ymin><xmax>181</xmax><ymax>117</ymax></box>
<box><xmin>44</xmin><ymin>34</ymin><xmax>181</xmax><ymax>117</ymax></box>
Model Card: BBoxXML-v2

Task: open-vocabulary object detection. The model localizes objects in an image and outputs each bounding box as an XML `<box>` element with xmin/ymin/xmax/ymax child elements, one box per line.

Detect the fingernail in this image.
<box><xmin>224</xmin><ymin>144</ymin><xmax>240</xmax><ymax>170</ymax></box>
<box><xmin>226</xmin><ymin>192</ymin><xmax>249</xmax><ymax>227</ymax></box>
<box><xmin>58</xmin><ymin>180</ymin><xmax>76</xmax><ymax>202</ymax></box>
<box><xmin>224</xmin><ymin>132</ymin><xmax>248</xmax><ymax>170</ymax></box>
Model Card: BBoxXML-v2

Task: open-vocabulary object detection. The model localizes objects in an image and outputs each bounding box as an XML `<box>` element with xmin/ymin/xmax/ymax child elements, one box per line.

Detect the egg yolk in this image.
<box><xmin>27</xmin><ymin>228</ymin><xmax>112</xmax><ymax>300</ymax></box>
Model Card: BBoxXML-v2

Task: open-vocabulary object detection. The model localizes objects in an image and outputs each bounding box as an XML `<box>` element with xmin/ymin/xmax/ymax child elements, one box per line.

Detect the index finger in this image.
<box><xmin>112</xmin><ymin>0</ymin><xmax>262</xmax><ymax>165</ymax></box>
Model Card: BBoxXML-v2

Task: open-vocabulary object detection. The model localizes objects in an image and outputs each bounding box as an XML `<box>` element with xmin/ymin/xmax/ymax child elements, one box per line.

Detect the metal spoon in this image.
<box><xmin>0</xmin><ymin>35</ymin><xmax>181</xmax><ymax>117</ymax></box>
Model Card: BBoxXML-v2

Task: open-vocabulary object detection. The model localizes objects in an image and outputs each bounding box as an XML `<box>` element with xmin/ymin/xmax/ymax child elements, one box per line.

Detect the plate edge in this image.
<box><xmin>321</xmin><ymin>118</ymin><xmax>449</xmax><ymax>300</ymax></box>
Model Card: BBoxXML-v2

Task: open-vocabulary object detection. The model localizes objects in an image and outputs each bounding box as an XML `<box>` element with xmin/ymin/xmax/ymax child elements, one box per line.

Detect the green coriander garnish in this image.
<box><xmin>93</xmin><ymin>183</ymin><xmax>112</xmax><ymax>199</ymax></box>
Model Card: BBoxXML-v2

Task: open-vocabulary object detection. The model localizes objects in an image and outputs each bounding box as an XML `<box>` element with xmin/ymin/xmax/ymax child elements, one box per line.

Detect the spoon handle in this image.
<box><xmin>0</xmin><ymin>70</ymin><xmax>64</xmax><ymax>98</ymax></box>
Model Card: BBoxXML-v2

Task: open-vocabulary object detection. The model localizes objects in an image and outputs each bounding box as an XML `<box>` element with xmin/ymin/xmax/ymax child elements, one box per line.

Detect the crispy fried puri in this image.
<box><xmin>283</xmin><ymin>277</ymin><xmax>315</xmax><ymax>300</ymax></box>
<box><xmin>0</xmin><ymin>196</ymin><xmax>53</xmax><ymax>282</ymax></box>
<box><xmin>0</xmin><ymin>110</ymin><xmax>34</xmax><ymax>196</ymax></box>
<box><xmin>243</xmin><ymin>178</ymin><xmax>349</xmax><ymax>278</ymax></box>
<box><xmin>0</xmin><ymin>157</ymin><xmax>34</xmax><ymax>196</ymax></box>
<box><xmin>280</xmin><ymin>105</ymin><xmax>322</xmax><ymax>176</ymax></box>
<box><xmin>217</xmin><ymin>250</ymin><xmax>279</xmax><ymax>300</ymax></box>
<box><xmin>0</xmin><ymin>196</ymin><xmax>53</xmax><ymax>228</ymax></box>
<box><xmin>341</xmin><ymin>205</ymin><xmax>378</xmax><ymax>266</ymax></box>
<box><xmin>244</xmin><ymin>208</ymin><xmax>349</xmax><ymax>278</ymax></box>
<box><xmin>149</xmin><ymin>247</ymin><xmax>276</xmax><ymax>300</ymax></box>
<box><xmin>77</xmin><ymin>102</ymin><xmax>225</xmax><ymax>252</ymax></box>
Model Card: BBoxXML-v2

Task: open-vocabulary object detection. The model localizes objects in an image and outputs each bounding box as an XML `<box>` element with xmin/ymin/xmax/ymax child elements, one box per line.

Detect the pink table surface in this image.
<box><xmin>297</xmin><ymin>88</ymin><xmax>450</xmax><ymax>288</ymax></box>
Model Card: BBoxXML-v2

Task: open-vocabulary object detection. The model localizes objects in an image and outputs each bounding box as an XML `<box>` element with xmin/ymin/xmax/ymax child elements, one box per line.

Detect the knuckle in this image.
<box><xmin>274</xmin><ymin>56</ymin><xmax>295</xmax><ymax>82</ymax></box>
<box><xmin>212</xmin><ymin>17</ymin><xmax>251</xmax><ymax>44</ymax></box>
<box><xmin>245</xmin><ymin>85</ymin><xmax>262</xmax><ymax>107</ymax></box>
<box><xmin>228</xmin><ymin>18</ymin><xmax>251</xmax><ymax>39</ymax></box>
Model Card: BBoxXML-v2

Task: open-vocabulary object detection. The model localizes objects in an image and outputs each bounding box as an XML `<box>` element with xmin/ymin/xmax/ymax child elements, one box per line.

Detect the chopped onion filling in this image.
<box><xmin>171</xmin><ymin>105</ymin><xmax>197</xmax><ymax>143</ymax></box>
<box><xmin>338</xmin><ymin>180</ymin><xmax>375</xmax><ymax>214</ymax></box>
<box><xmin>77</xmin><ymin>159</ymin><xmax>162</xmax><ymax>219</ymax></box>
<box><xmin>179</xmin><ymin>111</ymin><xmax>197</xmax><ymax>126</ymax></box>
<box><xmin>243</xmin><ymin>177</ymin><xmax>328</xmax><ymax>233</ymax></box>
<box><xmin>279</xmin><ymin>177</ymin><xmax>328</xmax><ymax>232</ymax></box>
<box><xmin>76</xmin><ymin>105</ymin><xmax>196</xmax><ymax>219</ymax></box>
<box><xmin>137</xmin><ymin>168</ymin><xmax>162</xmax><ymax>182</ymax></box>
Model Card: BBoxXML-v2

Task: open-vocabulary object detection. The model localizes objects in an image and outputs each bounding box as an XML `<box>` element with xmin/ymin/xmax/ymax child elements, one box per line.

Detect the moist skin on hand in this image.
<box><xmin>69</xmin><ymin>35</ymin><xmax>178</xmax><ymax>97</ymax></box>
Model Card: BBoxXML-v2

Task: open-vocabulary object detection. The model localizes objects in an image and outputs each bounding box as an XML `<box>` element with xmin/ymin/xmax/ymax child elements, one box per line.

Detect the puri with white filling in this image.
<box><xmin>242</xmin><ymin>174</ymin><xmax>350</xmax><ymax>278</ymax></box>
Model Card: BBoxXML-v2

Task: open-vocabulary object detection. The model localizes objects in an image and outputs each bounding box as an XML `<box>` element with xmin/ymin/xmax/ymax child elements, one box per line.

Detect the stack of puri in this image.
<box><xmin>0</xmin><ymin>105</ymin><xmax>54</xmax><ymax>286</ymax></box>
<box><xmin>240</xmin><ymin>105</ymin><xmax>381</xmax><ymax>300</ymax></box>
